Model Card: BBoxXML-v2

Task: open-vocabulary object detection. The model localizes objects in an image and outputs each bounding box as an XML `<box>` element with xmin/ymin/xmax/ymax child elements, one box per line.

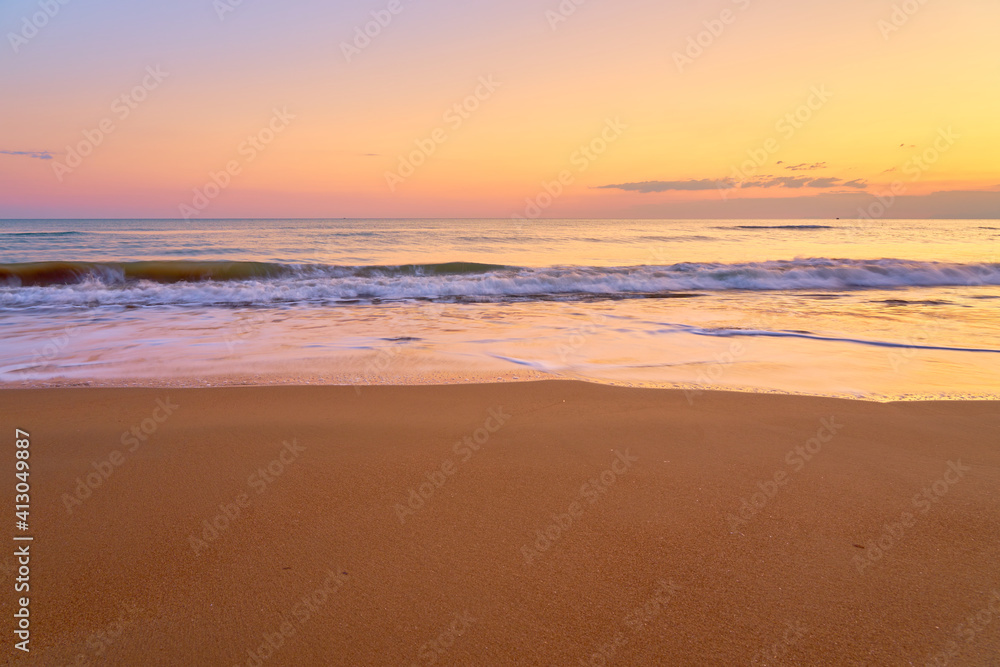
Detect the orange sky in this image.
<box><xmin>1</xmin><ymin>0</ymin><xmax>998</xmax><ymax>218</ymax></box>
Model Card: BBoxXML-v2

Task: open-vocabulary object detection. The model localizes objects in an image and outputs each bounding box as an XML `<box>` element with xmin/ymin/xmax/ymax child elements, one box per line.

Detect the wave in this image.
<box><xmin>0</xmin><ymin>231</ymin><xmax>87</xmax><ymax>238</ymax></box>
<box><xmin>1</xmin><ymin>258</ymin><xmax>998</xmax><ymax>309</ymax></box>
<box><xmin>0</xmin><ymin>261</ymin><xmax>509</xmax><ymax>286</ymax></box>
<box><xmin>729</xmin><ymin>225</ymin><xmax>835</xmax><ymax>230</ymax></box>
<box><xmin>0</xmin><ymin>261</ymin><xmax>287</xmax><ymax>286</ymax></box>
<box><xmin>660</xmin><ymin>324</ymin><xmax>1000</xmax><ymax>354</ymax></box>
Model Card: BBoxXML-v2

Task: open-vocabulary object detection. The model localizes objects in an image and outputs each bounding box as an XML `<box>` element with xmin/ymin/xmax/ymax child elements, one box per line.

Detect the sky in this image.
<box><xmin>1</xmin><ymin>0</ymin><xmax>998</xmax><ymax>219</ymax></box>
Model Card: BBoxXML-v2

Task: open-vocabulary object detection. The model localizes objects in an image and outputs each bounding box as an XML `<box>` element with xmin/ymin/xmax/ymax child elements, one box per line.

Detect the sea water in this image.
<box><xmin>1</xmin><ymin>218</ymin><xmax>998</xmax><ymax>399</ymax></box>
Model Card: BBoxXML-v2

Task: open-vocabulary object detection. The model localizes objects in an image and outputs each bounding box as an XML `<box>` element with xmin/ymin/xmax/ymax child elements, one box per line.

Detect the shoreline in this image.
<box><xmin>2</xmin><ymin>373</ymin><xmax>998</xmax><ymax>402</ymax></box>
<box><xmin>5</xmin><ymin>381</ymin><xmax>999</xmax><ymax>664</ymax></box>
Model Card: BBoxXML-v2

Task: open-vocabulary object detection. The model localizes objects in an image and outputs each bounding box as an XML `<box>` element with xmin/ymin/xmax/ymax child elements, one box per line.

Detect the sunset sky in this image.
<box><xmin>1</xmin><ymin>0</ymin><xmax>998</xmax><ymax>219</ymax></box>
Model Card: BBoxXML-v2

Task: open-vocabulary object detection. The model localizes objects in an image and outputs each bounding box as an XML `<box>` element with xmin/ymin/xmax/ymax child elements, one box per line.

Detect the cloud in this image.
<box><xmin>784</xmin><ymin>162</ymin><xmax>827</xmax><ymax>171</ymax></box>
<box><xmin>597</xmin><ymin>179</ymin><xmax>727</xmax><ymax>193</ymax></box>
<box><xmin>0</xmin><ymin>150</ymin><xmax>55</xmax><ymax>160</ymax></box>
<box><xmin>625</xmin><ymin>189</ymin><xmax>1000</xmax><ymax>219</ymax></box>
<box><xmin>740</xmin><ymin>176</ymin><xmax>867</xmax><ymax>190</ymax></box>
<box><xmin>746</xmin><ymin>176</ymin><xmax>811</xmax><ymax>188</ymax></box>
<box><xmin>803</xmin><ymin>177</ymin><xmax>841</xmax><ymax>188</ymax></box>
<box><xmin>599</xmin><ymin>175</ymin><xmax>869</xmax><ymax>193</ymax></box>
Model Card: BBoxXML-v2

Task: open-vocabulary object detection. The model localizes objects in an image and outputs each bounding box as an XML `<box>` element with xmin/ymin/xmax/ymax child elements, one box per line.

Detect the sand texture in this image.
<box><xmin>2</xmin><ymin>382</ymin><xmax>999</xmax><ymax>665</ymax></box>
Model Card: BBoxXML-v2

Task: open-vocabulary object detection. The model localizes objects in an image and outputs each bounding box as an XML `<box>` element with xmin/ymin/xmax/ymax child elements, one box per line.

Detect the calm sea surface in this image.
<box><xmin>1</xmin><ymin>218</ymin><xmax>998</xmax><ymax>399</ymax></box>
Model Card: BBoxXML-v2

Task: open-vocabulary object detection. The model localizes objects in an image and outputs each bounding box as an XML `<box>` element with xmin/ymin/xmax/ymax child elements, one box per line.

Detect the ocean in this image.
<box><xmin>1</xmin><ymin>218</ymin><xmax>998</xmax><ymax>399</ymax></box>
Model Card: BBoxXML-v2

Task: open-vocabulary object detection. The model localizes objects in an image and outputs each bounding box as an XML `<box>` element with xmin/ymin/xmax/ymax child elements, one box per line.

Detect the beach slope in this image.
<box><xmin>4</xmin><ymin>382</ymin><xmax>999</xmax><ymax>665</ymax></box>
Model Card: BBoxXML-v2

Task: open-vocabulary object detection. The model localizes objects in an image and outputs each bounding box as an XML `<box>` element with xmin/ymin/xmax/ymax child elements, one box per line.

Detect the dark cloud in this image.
<box><xmin>784</xmin><ymin>162</ymin><xmax>827</xmax><ymax>171</ymax></box>
<box><xmin>748</xmin><ymin>176</ymin><xmax>811</xmax><ymax>188</ymax></box>
<box><xmin>0</xmin><ymin>150</ymin><xmax>55</xmax><ymax>160</ymax></box>
<box><xmin>803</xmin><ymin>177</ymin><xmax>841</xmax><ymax>188</ymax></box>
<box><xmin>600</xmin><ymin>175</ymin><xmax>868</xmax><ymax>193</ymax></box>
<box><xmin>626</xmin><ymin>189</ymin><xmax>1000</xmax><ymax>219</ymax></box>
<box><xmin>741</xmin><ymin>176</ymin><xmax>866</xmax><ymax>190</ymax></box>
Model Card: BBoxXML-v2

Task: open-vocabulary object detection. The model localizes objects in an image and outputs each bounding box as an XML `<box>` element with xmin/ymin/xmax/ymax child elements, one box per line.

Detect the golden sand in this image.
<box><xmin>4</xmin><ymin>381</ymin><xmax>999</xmax><ymax>665</ymax></box>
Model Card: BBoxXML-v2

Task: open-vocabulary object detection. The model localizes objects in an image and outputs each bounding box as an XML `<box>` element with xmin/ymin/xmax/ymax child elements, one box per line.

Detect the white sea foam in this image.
<box><xmin>1</xmin><ymin>258</ymin><xmax>999</xmax><ymax>309</ymax></box>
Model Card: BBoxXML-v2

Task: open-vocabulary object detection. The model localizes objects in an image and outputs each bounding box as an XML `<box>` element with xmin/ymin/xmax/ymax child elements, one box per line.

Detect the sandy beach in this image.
<box><xmin>2</xmin><ymin>381</ymin><xmax>997</xmax><ymax>665</ymax></box>
<box><xmin>7</xmin><ymin>0</ymin><xmax>1000</xmax><ymax>663</ymax></box>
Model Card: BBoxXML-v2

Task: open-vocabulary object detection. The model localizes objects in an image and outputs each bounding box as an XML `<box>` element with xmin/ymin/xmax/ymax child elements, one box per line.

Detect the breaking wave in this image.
<box><xmin>1</xmin><ymin>258</ymin><xmax>998</xmax><ymax>309</ymax></box>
